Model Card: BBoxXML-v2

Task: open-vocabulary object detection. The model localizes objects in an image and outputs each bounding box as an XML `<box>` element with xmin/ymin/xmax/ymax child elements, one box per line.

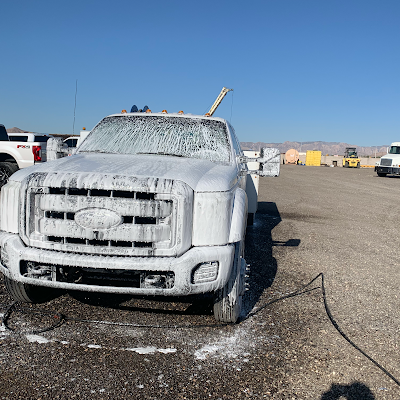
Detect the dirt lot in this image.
<box><xmin>0</xmin><ymin>165</ymin><xmax>399</xmax><ymax>399</ymax></box>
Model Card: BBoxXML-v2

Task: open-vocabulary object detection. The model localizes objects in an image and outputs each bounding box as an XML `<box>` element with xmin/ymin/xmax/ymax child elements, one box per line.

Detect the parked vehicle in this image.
<box><xmin>63</xmin><ymin>136</ymin><xmax>79</xmax><ymax>148</ymax></box>
<box><xmin>343</xmin><ymin>147</ymin><xmax>360</xmax><ymax>168</ymax></box>
<box><xmin>0</xmin><ymin>111</ymin><xmax>279</xmax><ymax>323</ymax></box>
<box><xmin>375</xmin><ymin>142</ymin><xmax>400</xmax><ymax>177</ymax></box>
<box><xmin>0</xmin><ymin>125</ymin><xmax>51</xmax><ymax>188</ymax></box>
<box><xmin>62</xmin><ymin>130</ymin><xmax>91</xmax><ymax>154</ymax></box>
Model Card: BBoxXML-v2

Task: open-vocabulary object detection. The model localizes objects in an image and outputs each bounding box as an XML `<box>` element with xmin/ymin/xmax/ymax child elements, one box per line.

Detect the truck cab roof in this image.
<box><xmin>109</xmin><ymin>111</ymin><xmax>228</xmax><ymax>122</ymax></box>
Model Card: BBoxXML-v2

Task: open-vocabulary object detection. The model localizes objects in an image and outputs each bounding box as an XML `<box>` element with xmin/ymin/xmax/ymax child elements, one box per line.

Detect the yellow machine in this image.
<box><xmin>343</xmin><ymin>147</ymin><xmax>360</xmax><ymax>168</ymax></box>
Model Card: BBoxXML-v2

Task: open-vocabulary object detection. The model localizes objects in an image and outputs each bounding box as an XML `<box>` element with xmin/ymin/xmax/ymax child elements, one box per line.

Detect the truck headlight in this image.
<box><xmin>0</xmin><ymin>180</ymin><xmax>21</xmax><ymax>233</ymax></box>
<box><xmin>192</xmin><ymin>191</ymin><xmax>234</xmax><ymax>246</ymax></box>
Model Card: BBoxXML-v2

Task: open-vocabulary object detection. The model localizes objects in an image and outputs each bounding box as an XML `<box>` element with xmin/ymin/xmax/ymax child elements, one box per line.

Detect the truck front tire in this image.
<box><xmin>213</xmin><ymin>242</ymin><xmax>245</xmax><ymax>323</ymax></box>
<box><xmin>377</xmin><ymin>172</ymin><xmax>387</xmax><ymax>177</ymax></box>
<box><xmin>4</xmin><ymin>276</ymin><xmax>61</xmax><ymax>303</ymax></box>
<box><xmin>0</xmin><ymin>162</ymin><xmax>18</xmax><ymax>189</ymax></box>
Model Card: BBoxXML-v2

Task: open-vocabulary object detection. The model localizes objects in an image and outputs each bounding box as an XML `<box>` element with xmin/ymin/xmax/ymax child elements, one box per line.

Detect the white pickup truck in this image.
<box><xmin>62</xmin><ymin>131</ymin><xmax>91</xmax><ymax>155</ymax></box>
<box><xmin>0</xmin><ymin>111</ymin><xmax>279</xmax><ymax>323</ymax></box>
<box><xmin>0</xmin><ymin>125</ymin><xmax>50</xmax><ymax>188</ymax></box>
<box><xmin>374</xmin><ymin>142</ymin><xmax>400</xmax><ymax>177</ymax></box>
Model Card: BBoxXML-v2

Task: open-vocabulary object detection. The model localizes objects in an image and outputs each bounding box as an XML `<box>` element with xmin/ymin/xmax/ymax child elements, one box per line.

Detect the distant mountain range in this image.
<box><xmin>6</xmin><ymin>127</ymin><xmax>28</xmax><ymax>133</ymax></box>
<box><xmin>240</xmin><ymin>141</ymin><xmax>389</xmax><ymax>157</ymax></box>
<box><xmin>4</xmin><ymin>128</ymin><xmax>389</xmax><ymax>157</ymax></box>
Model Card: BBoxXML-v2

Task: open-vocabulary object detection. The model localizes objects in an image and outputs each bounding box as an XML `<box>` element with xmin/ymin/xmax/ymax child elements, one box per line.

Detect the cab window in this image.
<box><xmin>228</xmin><ymin>123</ymin><xmax>242</xmax><ymax>157</ymax></box>
<box><xmin>65</xmin><ymin>138</ymin><xmax>78</xmax><ymax>147</ymax></box>
<box><xmin>389</xmin><ymin>146</ymin><xmax>400</xmax><ymax>154</ymax></box>
<box><xmin>9</xmin><ymin>136</ymin><xmax>28</xmax><ymax>142</ymax></box>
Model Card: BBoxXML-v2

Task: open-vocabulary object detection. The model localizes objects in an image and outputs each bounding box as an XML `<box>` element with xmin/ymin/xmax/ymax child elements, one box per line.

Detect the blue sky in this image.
<box><xmin>1</xmin><ymin>0</ymin><xmax>399</xmax><ymax>146</ymax></box>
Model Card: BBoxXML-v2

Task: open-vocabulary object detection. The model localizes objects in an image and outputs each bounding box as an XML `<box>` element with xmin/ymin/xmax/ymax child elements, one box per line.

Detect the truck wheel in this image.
<box><xmin>357</xmin><ymin>163</ymin><xmax>360</xmax><ymax>168</ymax></box>
<box><xmin>344</xmin><ymin>161</ymin><xmax>349</xmax><ymax>168</ymax></box>
<box><xmin>377</xmin><ymin>172</ymin><xmax>387</xmax><ymax>177</ymax></box>
<box><xmin>4</xmin><ymin>276</ymin><xmax>60</xmax><ymax>303</ymax></box>
<box><xmin>0</xmin><ymin>162</ymin><xmax>19</xmax><ymax>189</ymax></box>
<box><xmin>213</xmin><ymin>242</ymin><xmax>245</xmax><ymax>323</ymax></box>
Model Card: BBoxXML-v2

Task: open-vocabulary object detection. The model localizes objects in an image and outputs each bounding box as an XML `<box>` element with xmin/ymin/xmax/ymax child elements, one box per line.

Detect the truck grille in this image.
<box><xmin>21</xmin><ymin>173</ymin><xmax>193</xmax><ymax>257</ymax></box>
<box><xmin>380</xmin><ymin>158</ymin><xmax>392</xmax><ymax>166</ymax></box>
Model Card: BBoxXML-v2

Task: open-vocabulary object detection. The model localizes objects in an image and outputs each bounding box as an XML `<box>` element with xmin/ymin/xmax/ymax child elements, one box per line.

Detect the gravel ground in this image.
<box><xmin>0</xmin><ymin>165</ymin><xmax>399</xmax><ymax>399</ymax></box>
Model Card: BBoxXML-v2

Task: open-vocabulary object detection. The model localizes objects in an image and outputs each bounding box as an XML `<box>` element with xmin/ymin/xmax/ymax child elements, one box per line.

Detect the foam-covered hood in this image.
<box><xmin>10</xmin><ymin>153</ymin><xmax>239</xmax><ymax>192</ymax></box>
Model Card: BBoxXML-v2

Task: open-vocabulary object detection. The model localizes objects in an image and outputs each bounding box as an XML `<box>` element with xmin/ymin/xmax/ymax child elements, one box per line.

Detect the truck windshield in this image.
<box><xmin>78</xmin><ymin>115</ymin><xmax>231</xmax><ymax>164</ymax></box>
<box><xmin>389</xmin><ymin>146</ymin><xmax>400</xmax><ymax>154</ymax></box>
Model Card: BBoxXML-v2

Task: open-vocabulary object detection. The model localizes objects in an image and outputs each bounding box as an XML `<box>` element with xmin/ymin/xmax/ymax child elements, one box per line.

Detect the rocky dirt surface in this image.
<box><xmin>0</xmin><ymin>165</ymin><xmax>399</xmax><ymax>399</ymax></box>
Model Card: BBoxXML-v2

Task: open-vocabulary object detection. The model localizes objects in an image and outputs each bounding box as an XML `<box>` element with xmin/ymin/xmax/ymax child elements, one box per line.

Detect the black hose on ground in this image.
<box><xmin>1</xmin><ymin>273</ymin><xmax>399</xmax><ymax>388</ymax></box>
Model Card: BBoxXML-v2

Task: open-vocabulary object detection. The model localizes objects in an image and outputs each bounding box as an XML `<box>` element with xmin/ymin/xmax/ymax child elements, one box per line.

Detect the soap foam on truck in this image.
<box><xmin>0</xmin><ymin>111</ymin><xmax>279</xmax><ymax>323</ymax></box>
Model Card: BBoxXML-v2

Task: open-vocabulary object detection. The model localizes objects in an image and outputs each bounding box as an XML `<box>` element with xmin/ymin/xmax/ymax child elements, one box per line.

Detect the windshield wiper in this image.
<box><xmin>156</xmin><ymin>152</ymin><xmax>184</xmax><ymax>157</ymax></box>
<box><xmin>136</xmin><ymin>152</ymin><xmax>184</xmax><ymax>157</ymax></box>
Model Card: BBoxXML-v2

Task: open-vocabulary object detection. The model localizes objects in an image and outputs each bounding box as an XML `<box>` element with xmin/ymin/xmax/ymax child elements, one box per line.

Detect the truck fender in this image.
<box><xmin>228</xmin><ymin>188</ymin><xmax>248</xmax><ymax>243</ymax></box>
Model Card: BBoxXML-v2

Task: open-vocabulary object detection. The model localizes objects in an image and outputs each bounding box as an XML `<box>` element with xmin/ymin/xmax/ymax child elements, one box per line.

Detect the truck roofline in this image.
<box><xmin>106</xmin><ymin>112</ymin><xmax>228</xmax><ymax>123</ymax></box>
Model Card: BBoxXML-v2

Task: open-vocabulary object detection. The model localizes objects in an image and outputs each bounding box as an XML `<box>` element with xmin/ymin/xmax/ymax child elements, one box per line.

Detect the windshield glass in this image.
<box><xmin>389</xmin><ymin>146</ymin><xmax>400</xmax><ymax>154</ymax></box>
<box><xmin>78</xmin><ymin>115</ymin><xmax>231</xmax><ymax>164</ymax></box>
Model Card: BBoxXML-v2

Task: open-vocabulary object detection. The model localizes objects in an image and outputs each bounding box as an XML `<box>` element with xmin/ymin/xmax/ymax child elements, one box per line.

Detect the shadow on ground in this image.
<box><xmin>68</xmin><ymin>290</ymin><xmax>214</xmax><ymax>317</ymax></box>
<box><xmin>243</xmin><ymin>201</ymin><xmax>300</xmax><ymax>316</ymax></box>
<box><xmin>320</xmin><ymin>382</ymin><xmax>376</xmax><ymax>400</ymax></box>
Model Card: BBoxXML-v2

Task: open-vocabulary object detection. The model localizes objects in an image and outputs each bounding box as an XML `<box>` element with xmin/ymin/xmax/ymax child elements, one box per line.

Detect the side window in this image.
<box><xmin>227</xmin><ymin>123</ymin><xmax>242</xmax><ymax>156</ymax></box>
<box><xmin>9</xmin><ymin>136</ymin><xmax>28</xmax><ymax>142</ymax></box>
<box><xmin>0</xmin><ymin>125</ymin><xmax>9</xmax><ymax>141</ymax></box>
<box><xmin>34</xmin><ymin>136</ymin><xmax>51</xmax><ymax>142</ymax></box>
<box><xmin>65</xmin><ymin>139</ymin><xmax>78</xmax><ymax>147</ymax></box>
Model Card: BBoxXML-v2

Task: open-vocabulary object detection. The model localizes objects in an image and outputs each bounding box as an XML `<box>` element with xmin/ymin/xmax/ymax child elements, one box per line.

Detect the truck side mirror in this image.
<box><xmin>47</xmin><ymin>138</ymin><xmax>69</xmax><ymax>161</ymax></box>
<box><xmin>240</xmin><ymin>147</ymin><xmax>280</xmax><ymax>177</ymax></box>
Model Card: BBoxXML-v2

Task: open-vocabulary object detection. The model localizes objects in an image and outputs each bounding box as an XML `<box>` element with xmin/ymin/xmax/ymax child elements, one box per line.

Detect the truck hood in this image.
<box><xmin>9</xmin><ymin>153</ymin><xmax>239</xmax><ymax>192</ymax></box>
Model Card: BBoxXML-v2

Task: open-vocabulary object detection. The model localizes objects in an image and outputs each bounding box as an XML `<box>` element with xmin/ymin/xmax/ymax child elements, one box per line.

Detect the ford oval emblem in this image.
<box><xmin>74</xmin><ymin>208</ymin><xmax>122</xmax><ymax>230</ymax></box>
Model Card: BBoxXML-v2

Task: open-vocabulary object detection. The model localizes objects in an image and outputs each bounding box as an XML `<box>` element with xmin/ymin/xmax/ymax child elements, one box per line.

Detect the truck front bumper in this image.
<box><xmin>374</xmin><ymin>166</ymin><xmax>400</xmax><ymax>175</ymax></box>
<box><xmin>0</xmin><ymin>232</ymin><xmax>235</xmax><ymax>296</ymax></box>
